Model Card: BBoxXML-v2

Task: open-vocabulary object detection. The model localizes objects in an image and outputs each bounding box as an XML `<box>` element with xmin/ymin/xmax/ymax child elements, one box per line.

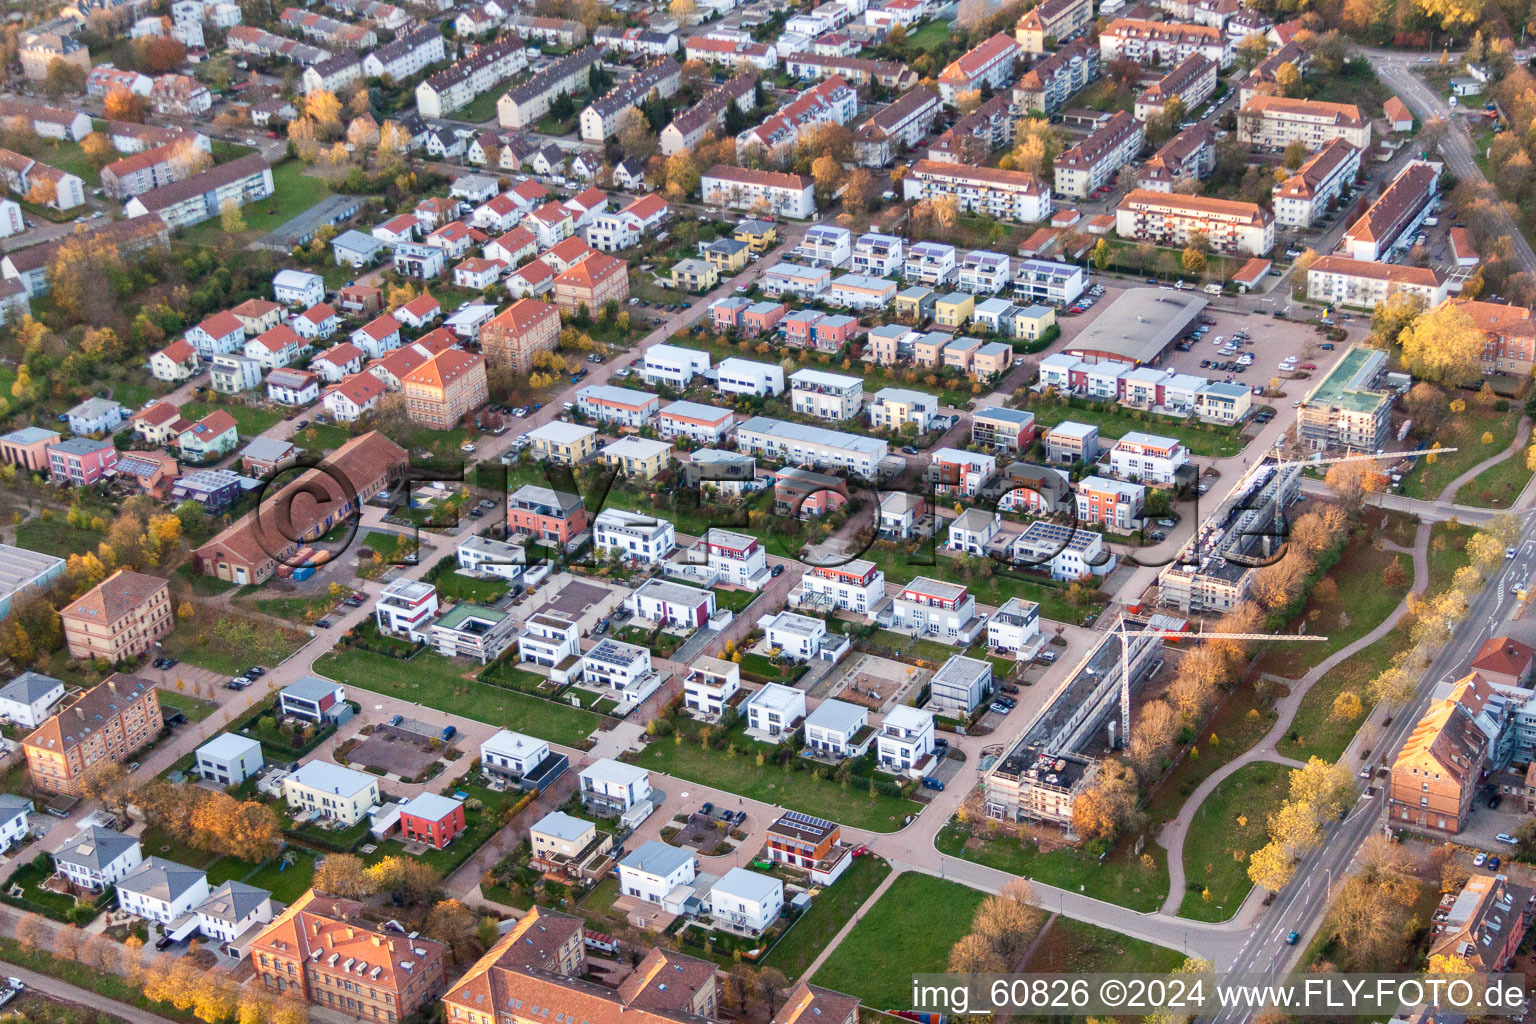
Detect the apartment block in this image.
<box><xmin>1237</xmin><ymin>95</ymin><xmax>1372</xmax><ymax>151</ymax></box>
<box><xmin>60</xmin><ymin>569</ymin><xmax>172</xmax><ymax>662</ymax></box>
<box><xmin>1054</xmin><ymin>110</ymin><xmax>1144</xmax><ymax>199</ymax></box>
<box><xmin>24</xmin><ymin>674</ymin><xmax>163</xmax><ymax>796</ymax></box>
<box><xmin>1115</xmin><ymin>189</ymin><xmax>1274</xmax><ymax>256</ymax></box>
<box><xmin>1133</xmin><ymin>54</ymin><xmax>1216</xmax><ymax>120</ymax></box>
<box><xmin>1272</xmin><ymin>137</ymin><xmax>1359</xmax><ymax>228</ymax></box>
<box><xmin>902</xmin><ymin>160</ymin><xmax>1052</xmax><ymax>223</ymax></box>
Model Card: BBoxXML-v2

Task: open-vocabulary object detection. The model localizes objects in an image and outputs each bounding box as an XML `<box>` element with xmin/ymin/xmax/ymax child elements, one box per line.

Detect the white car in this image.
<box><xmin>1508</xmin><ymin>547</ymin><xmax>1519</xmax><ymax>559</ymax></box>
<box><xmin>1497</xmin><ymin>833</ymin><xmax>1520</xmax><ymax>845</ymax></box>
<box><xmin>460</xmin><ymin>443</ymin><xmax>476</xmax><ymax>453</ymax></box>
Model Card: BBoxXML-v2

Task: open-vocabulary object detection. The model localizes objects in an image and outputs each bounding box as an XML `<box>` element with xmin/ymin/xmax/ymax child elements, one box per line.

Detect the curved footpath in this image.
<box><xmin>1437</xmin><ymin>415</ymin><xmax>1532</xmax><ymax>506</ymax></box>
<box><xmin>1155</xmin><ymin>519</ymin><xmax>1432</xmax><ymax>915</ymax></box>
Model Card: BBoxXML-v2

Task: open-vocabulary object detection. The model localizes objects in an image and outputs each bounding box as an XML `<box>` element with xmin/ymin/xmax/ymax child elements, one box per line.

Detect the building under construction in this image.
<box><xmin>984</xmin><ymin>620</ymin><xmax>1168</xmax><ymax>827</ymax></box>
<box><xmin>1156</xmin><ymin>455</ymin><xmax>1303</xmax><ymax>613</ymax></box>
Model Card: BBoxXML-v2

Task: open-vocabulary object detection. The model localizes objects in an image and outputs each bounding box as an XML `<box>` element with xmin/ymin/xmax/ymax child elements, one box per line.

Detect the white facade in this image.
<box><xmin>1109</xmin><ymin>432</ymin><xmax>1190</xmax><ymax>484</ymax></box>
<box><xmin>802</xmin><ymin>698</ymin><xmax>869</xmax><ymax>756</ymax></box>
<box><xmin>683</xmin><ymin>656</ymin><xmax>740</xmax><ymax>717</ymax></box>
<box><xmin>117</xmin><ymin>858</ymin><xmax>210</xmax><ymax>925</ymax></box>
<box><xmin>643</xmin><ymin>343</ymin><xmax>711</xmax><ymax>387</ymax></box>
<box><xmin>594</xmin><ymin>508</ymin><xmax>676</xmax><ymax>564</ymax></box>
<box><xmin>877</xmin><ymin>705</ymin><xmax>934</xmax><ymax>772</ymax></box>
<box><xmin>790</xmin><ymin>368</ymin><xmax>863</xmax><ymax>420</ymax></box>
<box><xmin>195</xmin><ymin>733</ymin><xmax>264</xmax><ymax>787</ymax></box>
<box><xmin>791</xmin><ymin>561</ymin><xmax>885</xmax><ymax>615</ymax></box>
<box><xmin>716</xmin><ymin>357</ymin><xmax>785</xmax><ymax>397</ymax></box>
<box><xmin>54</xmin><ymin>826</ymin><xmax>143</xmax><ymax>891</ymax></box>
<box><xmin>481</xmin><ymin>728</ymin><xmax>550</xmax><ymax>779</ymax></box>
<box><xmin>282</xmin><ymin>761</ymin><xmax>380</xmax><ymax>825</ymax></box>
<box><xmin>0</xmin><ymin>670</ymin><xmax>64</xmax><ymax>728</ymax></box>
<box><xmin>618</xmin><ymin>841</ymin><xmax>696</xmax><ymax>908</ymax></box>
<box><xmin>580</xmin><ymin>758</ymin><xmax>653</xmax><ymax>814</ymax></box>
<box><xmin>706</xmin><ymin>867</ymin><xmax>783</xmax><ymax>934</ymax></box>
<box><xmin>746</xmin><ymin>682</ymin><xmax>807</xmax><ymax>737</ymax></box>
<box><xmin>987</xmin><ymin>596</ymin><xmax>1041</xmax><ymax>655</ymax></box>
<box><xmin>374</xmin><ymin>577</ymin><xmax>439</xmax><ymax>642</ymax></box>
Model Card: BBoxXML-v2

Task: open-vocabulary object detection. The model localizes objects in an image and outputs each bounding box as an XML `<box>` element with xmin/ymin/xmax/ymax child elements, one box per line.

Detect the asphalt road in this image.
<box><xmin>1212</xmin><ymin>511</ymin><xmax>1536</xmax><ymax>1022</ymax></box>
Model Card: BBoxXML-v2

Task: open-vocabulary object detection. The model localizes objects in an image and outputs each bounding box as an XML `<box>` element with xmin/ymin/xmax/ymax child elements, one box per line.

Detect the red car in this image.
<box><xmin>1300</xmin><ymin>362</ymin><xmax>1317</xmax><ymax>370</ymax></box>
<box><xmin>1068</xmin><ymin>305</ymin><xmax>1083</xmax><ymax>313</ymax></box>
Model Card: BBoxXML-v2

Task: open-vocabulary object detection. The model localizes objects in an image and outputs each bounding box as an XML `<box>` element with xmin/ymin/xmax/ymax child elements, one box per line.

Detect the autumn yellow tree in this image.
<box><xmin>307</xmin><ymin>89</ymin><xmax>344</xmax><ymax>135</ymax></box>
<box><xmin>1397</xmin><ymin>303</ymin><xmax>1485</xmax><ymax>385</ymax></box>
<box><xmin>220</xmin><ymin>196</ymin><xmax>246</xmax><ymax>234</ymax></box>
<box><xmin>1247</xmin><ymin>841</ymin><xmax>1295</xmax><ymax>893</ymax></box>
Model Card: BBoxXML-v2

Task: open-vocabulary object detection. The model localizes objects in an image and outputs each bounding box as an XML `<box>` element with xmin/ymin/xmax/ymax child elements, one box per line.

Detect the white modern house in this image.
<box><xmin>0</xmin><ymin>670</ymin><xmax>64</xmax><ymax>728</ymax></box>
<box><xmin>580</xmin><ymin>638</ymin><xmax>661</xmax><ymax>708</ymax></box>
<box><xmin>746</xmin><ymin>683</ymin><xmax>807</xmax><ymax>740</ymax></box>
<box><xmin>54</xmin><ymin>826</ymin><xmax>143</xmax><ymax>891</ymax></box>
<box><xmin>458</xmin><ymin>534</ymin><xmax>524</xmax><ymax>581</ymax></box>
<box><xmin>789</xmin><ymin>561</ymin><xmax>885</xmax><ymax>616</ymax></box>
<box><xmin>594</xmin><ymin>508</ymin><xmax>676</xmax><ymax>564</ymax></box>
<box><xmin>802</xmin><ymin>698</ymin><xmax>871</xmax><ymax>758</ymax></box>
<box><xmin>877</xmin><ymin>705</ymin><xmax>935</xmax><ymax>773</ymax></box>
<box><xmin>374</xmin><ymin>577</ymin><xmax>440</xmax><ymax>643</ymax></box>
<box><xmin>683</xmin><ymin>656</ymin><xmax>740</xmax><ymax>717</ymax></box>
<box><xmin>272</xmin><ymin>269</ymin><xmax>325</xmax><ymax>307</ymax></box>
<box><xmin>579</xmin><ymin>758</ymin><xmax>652</xmax><ymax>816</ymax></box>
<box><xmin>518</xmin><ymin>613</ymin><xmax>582</xmax><ymax>678</ymax></box>
<box><xmin>117</xmin><ymin>857</ymin><xmax>211</xmax><ymax>926</ymax></box>
<box><xmin>715</xmin><ymin>357</ymin><xmax>785</xmax><ymax>398</ymax></box>
<box><xmin>617</xmin><ymin>841</ymin><xmax>696</xmax><ymax>911</ymax></box>
<box><xmin>706</xmin><ymin>867</ymin><xmax>783</xmax><ymax>935</ymax></box>
<box><xmin>195</xmin><ymin>733</ymin><xmax>264</xmax><ymax>787</ymax></box>
<box><xmin>698</xmin><ymin>529</ymin><xmax>770</xmax><ymax>590</ymax></box>
<box><xmin>987</xmin><ymin>597</ymin><xmax>1042</xmax><ymax>657</ymax></box>
<box><xmin>480</xmin><ymin>728</ymin><xmax>551</xmax><ymax>783</ymax></box>
<box><xmin>762</xmin><ymin>610</ymin><xmax>830</xmax><ymax>661</ymax></box>
<box><xmin>642</xmin><ymin>343</ymin><xmax>711</xmax><ymax>388</ymax></box>
<box><xmin>0</xmin><ymin>794</ymin><xmax>31</xmax><ymax>854</ymax></box>
<box><xmin>194</xmin><ymin>880</ymin><xmax>274</xmax><ymax>953</ymax></box>
<box><xmin>281</xmin><ymin>761</ymin><xmax>380</xmax><ymax>826</ymax></box>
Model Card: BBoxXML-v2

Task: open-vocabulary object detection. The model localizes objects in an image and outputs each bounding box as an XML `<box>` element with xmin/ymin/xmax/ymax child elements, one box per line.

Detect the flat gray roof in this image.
<box><xmin>1063</xmin><ymin>287</ymin><xmax>1207</xmax><ymax>365</ymax></box>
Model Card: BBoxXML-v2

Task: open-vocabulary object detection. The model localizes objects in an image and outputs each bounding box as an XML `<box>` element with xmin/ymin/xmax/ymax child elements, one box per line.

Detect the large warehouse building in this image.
<box><xmin>1060</xmin><ymin>287</ymin><xmax>1207</xmax><ymax>367</ymax></box>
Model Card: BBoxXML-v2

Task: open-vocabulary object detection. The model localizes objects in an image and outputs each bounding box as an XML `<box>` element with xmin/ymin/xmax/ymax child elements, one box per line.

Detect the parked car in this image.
<box><xmin>315</xmin><ymin>619</ymin><xmax>333</xmax><ymax>628</ymax></box>
<box><xmin>1156</xmin><ymin>518</ymin><xmax>1177</xmax><ymax>528</ymax></box>
<box><xmin>1474</xmin><ymin>852</ymin><xmax>1488</xmax><ymax>866</ymax></box>
<box><xmin>1489</xmin><ymin>856</ymin><xmax>1502</xmax><ymax>869</ymax></box>
<box><xmin>1497</xmin><ymin>833</ymin><xmax>1520</xmax><ymax>845</ymax></box>
<box><xmin>921</xmin><ymin>776</ymin><xmax>946</xmax><ymax>791</ymax></box>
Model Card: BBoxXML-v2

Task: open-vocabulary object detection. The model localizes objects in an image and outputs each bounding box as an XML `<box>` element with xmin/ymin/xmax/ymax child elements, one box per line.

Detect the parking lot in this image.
<box><xmin>1149</xmin><ymin>306</ymin><xmax>1349</xmax><ymax>406</ymax></box>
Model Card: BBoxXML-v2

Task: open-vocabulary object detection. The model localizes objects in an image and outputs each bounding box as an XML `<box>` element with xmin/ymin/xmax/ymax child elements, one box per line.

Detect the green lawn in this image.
<box><xmin>1177</xmin><ymin>760</ymin><xmax>1288</xmax><ymax>922</ymax></box>
<box><xmin>295</xmin><ymin>422</ymin><xmax>354</xmax><ymax>453</ymax></box>
<box><xmin>181</xmin><ymin>159</ymin><xmax>333</xmax><ymax>247</ymax></box>
<box><xmin>1144</xmin><ymin>676</ymin><xmax>1278</xmax><ymax>827</ymax></box>
<box><xmin>242</xmin><ymin>849</ymin><xmax>319</xmax><ymax>903</ymax></box>
<box><xmin>250</xmin><ymin>592</ymin><xmax>337</xmax><ymax>624</ymax></box>
<box><xmin>180</xmin><ymin>400</ymin><xmax>286</xmax><ymax>437</ymax></box>
<box><xmin>1278</xmin><ymin>628</ymin><xmax>1403</xmax><ymax>763</ymax></box>
<box><xmin>1248</xmin><ymin>531</ymin><xmax>1408</xmax><ymax>680</ymax></box>
<box><xmin>935</xmin><ymin>823</ymin><xmax>1169</xmax><ymax>913</ymax></box>
<box><xmin>160</xmin><ymin>612</ymin><xmax>308</xmax><ymax>677</ymax></box>
<box><xmin>454</xmin><ymin>87</ymin><xmax>511</xmax><ymax>123</ymax></box>
<box><xmin>1023</xmin><ymin>917</ymin><xmax>1187</xmax><ymax>973</ymax></box>
<box><xmin>1398</xmin><ymin>403</ymin><xmax>1522</xmax><ymax>501</ymax></box>
<box><xmin>1019</xmin><ymin>397</ymin><xmax>1250</xmax><ymax>458</ymax></box>
<box><xmin>813</xmin><ymin>873</ymin><xmax>985</xmax><ymax>1009</ymax></box>
<box><xmin>431</xmin><ymin>568</ymin><xmax>510</xmax><ymax>603</ymax></box>
<box><xmin>362</xmin><ymin>530</ymin><xmax>418</xmax><ymax>563</ymax></box>
<box><xmin>314</xmin><ymin>647</ymin><xmax>600</xmax><ymax>746</ymax></box>
<box><xmin>155</xmin><ymin>689</ymin><xmax>219</xmax><ymax>722</ymax></box>
<box><xmin>1426</xmin><ymin>520</ymin><xmax>1474</xmax><ymax>598</ymax></box>
<box><xmin>1455</xmin><ymin>441</ymin><xmax>1533</xmax><ymax>508</ymax></box>
<box><xmin>15</xmin><ymin>515</ymin><xmax>103</xmax><ymax>558</ymax></box>
<box><xmin>903</xmin><ymin>19</ymin><xmax>954</xmax><ymax>51</ymax></box>
<box><xmin>632</xmin><ymin>729</ymin><xmax>921</xmax><ymax>832</ymax></box>
<box><xmin>763</xmin><ymin>854</ymin><xmax>892</xmax><ymax>977</ymax></box>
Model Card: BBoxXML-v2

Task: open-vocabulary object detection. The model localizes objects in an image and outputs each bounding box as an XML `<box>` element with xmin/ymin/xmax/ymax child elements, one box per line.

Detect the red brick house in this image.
<box><xmin>399</xmin><ymin>793</ymin><xmax>466</xmax><ymax>849</ymax></box>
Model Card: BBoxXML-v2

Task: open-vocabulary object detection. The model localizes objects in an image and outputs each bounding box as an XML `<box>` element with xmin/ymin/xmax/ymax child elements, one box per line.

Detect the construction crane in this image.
<box><xmin>1111</xmin><ymin>617</ymin><xmax>1329</xmax><ymax>743</ymax></box>
<box><xmin>1274</xmin><ymin>448</ymin><xmax>1460</xmax><ymax>470</ymax></box>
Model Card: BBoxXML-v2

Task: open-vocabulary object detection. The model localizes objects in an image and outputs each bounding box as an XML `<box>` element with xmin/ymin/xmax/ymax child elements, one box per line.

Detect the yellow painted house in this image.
<box><xmin>734</xmin><ymin>218</ymin><xmax>778</xmax><ymax>253</ymax></box>
<box><xmin>935</xmin><ymin>292</ymin><xmax>974</xmax><ymax>329</ymax></box>
<box><xmin>600</xmin><ymin>436</ymin><xmax>673</xmax><ymax>480</ymax></box>
<box><xmin>704</xmin><ymin>237</ymin><xmax>751</xmax><ymax>272</ymax></box>
<box><xmin>671</xmin><ymin>258</ymin><xmax>719</xmax><ymax>293</ymax></box>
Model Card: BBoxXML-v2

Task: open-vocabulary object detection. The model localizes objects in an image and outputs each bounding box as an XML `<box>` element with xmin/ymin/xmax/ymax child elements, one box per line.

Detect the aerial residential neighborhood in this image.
<box><xmin>0</xmin><ymin>0</ymin><xmax>1531</xmax><ymax>1019</ymax></box>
